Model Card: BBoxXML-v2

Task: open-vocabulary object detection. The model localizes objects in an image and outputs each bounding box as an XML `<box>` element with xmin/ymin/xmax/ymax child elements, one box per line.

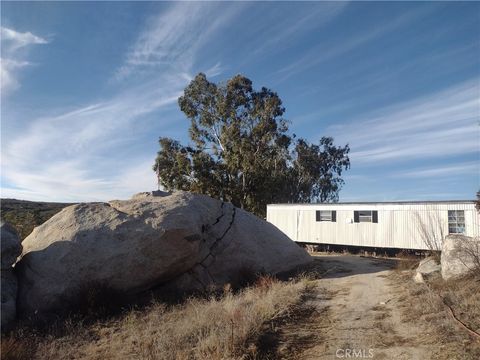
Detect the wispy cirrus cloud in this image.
<box><xmin>1</xmin><ymin>26</ymin><xmax>49</xmax><ymax>95</ymax></box>
<box><xmin>247</xmin><ymin>2</ymin><xmax>347</xmax><ymax>57</ymax></box>
<box><xmin>1</xmin><ymin>27</ymin><xmax>48</xmax><ymax>51</ymax></box>
<box><xmin>275</xmin><ymin>5</ymin><xmax>436</xmax><ymax>83</ymax></box>
<box><xmin>115</xmin><ymin>2</ymin><xmax>246</xmax><ymax>81</ymax></box>
<box><xmin>2</xmin><ymin>2</ymin><xmax>478</xmax><ymax>204</ymax></box>
<box><xmin>329</xmin><ymin>79</ymin><xmax>480</xmax><ymax>164</ymax></box>
<box><xmin>2</xmin><ymin>3</ymin><xmax>246</xmax><ymax>202</ymax></box>
<box><xmin>392</xmin><ymin>162</ymin><xmax>479</xmax><ymax>178</ymax></box>
<box><xmin>1</xmin><ymin>77</ymin><xmax>181</xmax><ymax>201</ymax></box>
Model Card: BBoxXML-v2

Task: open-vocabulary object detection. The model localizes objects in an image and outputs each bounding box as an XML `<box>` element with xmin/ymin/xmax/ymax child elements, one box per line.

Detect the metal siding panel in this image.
<box><xmin>266</xmin><ymin>207</ymin><xmax>297</xmax><ymax>241</ymax></box>
<box><xmin>266</xmin><ymin>202</ymin><xmax>479</xmax><ymax>250</ymax></box>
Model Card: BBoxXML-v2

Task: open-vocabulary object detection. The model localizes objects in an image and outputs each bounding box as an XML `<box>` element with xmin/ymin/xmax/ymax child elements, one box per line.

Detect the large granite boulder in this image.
<box><xmin>441</xmin><ymin>235</ymin><xmax>480</xmax><ymax>280</ymax></box>
<box><xmin>1</xmin><ymin>271</ymin><xmax>18</xmax><ymax>330</ymax></box>
<box><xmin>16</xmin><ymin>191</ymin><xmax>311</xmax><ymax>316</ymax></box>
<box><xmin>1</xmin><ymin>221</ymin><xmax>22</xmax><ymax>331</ymax></box>
<box><xmin>1</xmin><ymin>222</ymin><xmax>22</xmax><ymax>269</ymax></box>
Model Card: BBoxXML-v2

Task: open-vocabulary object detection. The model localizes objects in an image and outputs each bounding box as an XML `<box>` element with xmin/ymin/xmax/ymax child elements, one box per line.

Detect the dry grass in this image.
<box><xmin>391</xmin><ymin>271</ymin><xmax>480</xmax><ymax>359</ymax></box>
<box><xmin>429</xmin><ymin>273</ymin><xmax>480</xmax><ymax>334</ymax></box>
<box><xmin>394</xmin><ymin>253</ymin><xmax>420</xmax><ymax>271</ymax></box>
<box><xmin>2</xmin><ymin>276</ymin><xmax>313</xmax><ymax>360</ymax></box>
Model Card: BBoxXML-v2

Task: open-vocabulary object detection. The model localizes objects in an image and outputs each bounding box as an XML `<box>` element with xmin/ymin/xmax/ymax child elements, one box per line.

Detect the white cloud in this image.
<box><xmin>393</xmin><ymin>162</ymin><xmax>480</xmax><ymax>178</ymax></box>
<box><xmin>1</xmin><ymin>26</ymin><xmax>49</xmax><ymax>95</ymax></box>
<box><xmin>2</xmin><ymin>4</ymin><xmax>245</xmax><ymax>202</ymax></box>
<box><xmin>329</xmin><ymin>79</ymin><xmax>480</xmax><ymax>164</ymax></box>
<box><xmin>1</xmin><ymin>27</ymin><xmax>48</xmax><ymax>52</ymax></box>
<box><xmin>249</xmin><ymin>2</ymin><xmax>347</xmax><ymax>57</ymax></box>
<box><xmin>1</xmin><ymin>74</ymin><xmax>182</xmax><ymax>202</ymax></box>
<box><xmin>205</xmin><ymin>62</ymin><xmax>224</xmax><ymax>78</ymax></box>
<box><xmin>0</xmin><ymin>58</ymin><xmax>29</xmax><ymax>93</ymax></box>
<box><xmin>276</xmin><ymin>5</ymin><xmax>435</xmax><ymax>83</ymax></box>
<box><xmin>1</xmin><ymin>158</ymin><xmax>158</xmax><ymax>202</ymax></box>
<box><xmin>114</xmin><ymin>2</ymin><xmax>245</xmax><ymax>81</ymax></box>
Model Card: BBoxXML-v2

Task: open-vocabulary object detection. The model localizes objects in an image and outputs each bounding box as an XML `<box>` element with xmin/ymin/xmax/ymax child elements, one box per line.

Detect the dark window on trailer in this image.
<box><xmin>354</xmin><ymin>211</ymin><xmax>378</xmax><ymax>223</ymax></box>
<box><xmin>448</xmin><ymin>210</ymin><xmax>465</xmax><ymax>234</ymax></box>
<box><xmin>316</xmin><ymin>210</ymin><xmax>336</xmax><ymax>222</ymax></box>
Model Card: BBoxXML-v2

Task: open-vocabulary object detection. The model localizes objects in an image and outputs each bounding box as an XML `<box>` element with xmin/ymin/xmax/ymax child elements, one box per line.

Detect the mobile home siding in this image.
<box><xmin>266</xmin><ymin>202</ymin><xmax>479</xmax><ymax>250</ymax></box>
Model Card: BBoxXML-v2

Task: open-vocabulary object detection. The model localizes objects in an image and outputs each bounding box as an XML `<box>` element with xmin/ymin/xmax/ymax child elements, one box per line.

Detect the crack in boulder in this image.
<box><xmin>210</xmin><ymin>207</ymin><xmax>236</xmax><ymax>254</ymax></box>
<box><xmin>189</xmin><ymin>204</ymin><xmax>237</xmax><ymax>287</ymax></box>
<box><xmin>151</xmin><ymin>201</ymin><xmax>236</xmax><ymax>289</ymax></box>
<box><xmin>198</xmin><ymin>262</ymin><xmax>214</xmax><ymax>283</ymax></box>
<box><xmin>141</xmin><ymin>201</ymin><xmax>237</xmax><ymax>293</ymax></box>
<box><xmin>187</xmin><ymin>268</ymin><xmax>208</xmax><ymax>288</ymax></box>
<box><xmin>211</xmin><ymin>202</ymin><xmax>225</xmax><ymax>226</ymax></box>
<box><xmin>198</xmin><ymin>204</ymin><xmax>236</xmax><ymax>264</ymax></box>
<box><xmin>16</xmin><ymin>192</ymin><xmax>312</xmax><ymax>317</ymax></box>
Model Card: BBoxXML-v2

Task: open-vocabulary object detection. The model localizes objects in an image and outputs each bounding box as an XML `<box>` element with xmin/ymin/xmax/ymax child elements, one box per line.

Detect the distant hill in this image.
<box><xmin>1</xmin><ymin>199</ymin><xmax>74</xmax><ymax>239</ymax></box>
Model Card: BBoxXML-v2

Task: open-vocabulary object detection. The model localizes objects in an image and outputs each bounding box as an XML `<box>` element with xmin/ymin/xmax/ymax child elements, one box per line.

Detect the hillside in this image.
<box><xmin>0</xmin><ymin>199</ymin><xmax>73</xmax><ymax>239</ymax></box>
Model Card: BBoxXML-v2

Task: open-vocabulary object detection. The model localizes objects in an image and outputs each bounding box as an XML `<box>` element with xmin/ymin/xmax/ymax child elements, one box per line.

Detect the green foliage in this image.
<box><xmin>154</xmin><ymin>73</ymin><xmax>350</xmax><ymax>217</ymax></box>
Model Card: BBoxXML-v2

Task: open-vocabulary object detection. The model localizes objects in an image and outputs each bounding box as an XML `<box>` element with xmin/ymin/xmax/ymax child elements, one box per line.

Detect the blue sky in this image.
<box><xmin>1</xmin><ymin>1</ymin><xmax>479</xmax><ymax>202</ymax></box>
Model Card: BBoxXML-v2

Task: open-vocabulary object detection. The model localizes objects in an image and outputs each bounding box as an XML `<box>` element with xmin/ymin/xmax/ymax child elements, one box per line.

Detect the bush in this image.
<box><xmin>7</xmin><ymin>277</ymin><xmax>310</xmax><ymax>360</ymax></box>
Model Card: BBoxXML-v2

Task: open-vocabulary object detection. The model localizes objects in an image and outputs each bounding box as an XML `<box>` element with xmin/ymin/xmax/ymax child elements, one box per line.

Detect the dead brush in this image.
<box><xmin>432</xmin><ymin>274</ymin><xmax>480</xmax><ymax>333</ymax></box>
<box><xmin>254</xmin><ymin>274</ymin><xmax>277</xmax><ymax>290</ymax></box>
<box><xmin>19</xmin><ymin>276</ymin><xmax>311</xmax><ymax>360</ymax></box>
<box><xmin>395</xmin><ymin>271</ymin><xmax>480</xmax><ymax>359</ymax></box>
<box><xmin>0</xmin><ymin>335</ymin><xmax>35</xmax><ymax>360</ymax></box>
<box><xmin>394</xmin><ymin>251</ymin><xmax>420</xmax><ymax>271</ymax></box>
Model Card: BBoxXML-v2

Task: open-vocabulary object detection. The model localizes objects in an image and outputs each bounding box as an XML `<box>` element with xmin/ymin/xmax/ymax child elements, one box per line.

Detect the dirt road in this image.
<box><xmin>299</xmin><ymin>255</ymin><xmax>432</xmax><ymax>360</ymax></box>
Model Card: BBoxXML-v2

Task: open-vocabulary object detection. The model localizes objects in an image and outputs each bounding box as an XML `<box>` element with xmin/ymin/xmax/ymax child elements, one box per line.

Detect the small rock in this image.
<box><xmin>413</xmin><ymin>272</ymin><xmax>424</xmax><ymax>284</ymax></box>
<box><xmin>416</xmin><ymin>257</ymin><xmax>440</xmax><ymax>276</ymax></box>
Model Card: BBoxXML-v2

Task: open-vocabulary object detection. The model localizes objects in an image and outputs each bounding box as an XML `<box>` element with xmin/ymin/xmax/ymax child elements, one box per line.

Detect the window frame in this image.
<box><xmin>358</xmin><ymin>210</ymin><xmax>373</xmax><ymax>223</ymax></box>
<box><xmin>448</xmin><ymin>210</ymin><xmax>465</xmax><ymax>234</ymax></box>
<box><xmin>354</xmin><ymin>210</ymin><xmax>378</xmax><ymax>223</ymax></box>
<box><xmin>315</xmin><ymin>210</ymin><xmax>336</xmax><ymax>222</ymax></box>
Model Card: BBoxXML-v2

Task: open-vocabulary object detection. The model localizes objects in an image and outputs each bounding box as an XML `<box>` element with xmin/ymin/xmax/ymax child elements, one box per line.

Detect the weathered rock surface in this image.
<box><xmin>441</xmin><ymin>235</ymin><xmax>479</xmax><ymax>280</ymax></box>
<box><xmin>413</xmin><ymin>272</ymin><xmax>424</xmax><ymax>284</ymax></box>
<box><xmin>1</xmin><ymin>271</ymin><xmax>18</xmax><ymax>331</ymax></box>
<box><xmin>1</xmin><ymin>221</ymin><xmax>22</xmax><ymax>331</ymax></box>
<box><xmin>416</xmin><ymin>257</ymin><xmax>440</xmax><ymax>276</ymax></box>
<box><xmin>131</xmin><ymin>190</ymin><xmax>171</xmax><ymax>199</ymax></box>
<box><xmin>1</xmin><ymin>222</ymin><xmax>22</xmax><ymax>269</ymax></box>
<box><xmin>16</xmin><ymin>191</ymin><xmax>312</xmax><ymax>316</ymax></box>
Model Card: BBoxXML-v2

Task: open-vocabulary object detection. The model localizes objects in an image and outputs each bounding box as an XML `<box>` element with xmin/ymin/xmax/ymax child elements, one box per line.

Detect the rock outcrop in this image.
<box><xmin>1</xmin><ymin>222</ymin><xmax>22</xmax><ymax>331</ymax></box>
<box><xmin>413</xmin><ymin>257</ymin><xmax>440</xmax><ymax>284</ymax></box>
<box><xmin>1</xmin><ymin>222</ymin><xmax>22</xmax><ymax>269</ymax></box>
<box><xmin>413</xmin><ymin>272</ymin><xmax>424</xmax><ymax>284</ymax></box>
<box><xmin>16</xmin><ymin>191</ymin><xmax>312</xmax><ymax>316</ymax></box>
<box><xmin>441</xmin><ymin>234</ymin><xmax>479</xmax><ymax>280</ymax></box>
<box><xmin>416</xmin><ymin>257</ymin><xmax>440</xmax><ymax>276</ymax></box>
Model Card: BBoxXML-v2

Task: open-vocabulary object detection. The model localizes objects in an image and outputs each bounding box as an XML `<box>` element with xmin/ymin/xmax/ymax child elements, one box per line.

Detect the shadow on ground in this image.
<box><xmin>310</xmin><ymin>254</ymin><xmax>398</xmax><ymax>279</ymax></box>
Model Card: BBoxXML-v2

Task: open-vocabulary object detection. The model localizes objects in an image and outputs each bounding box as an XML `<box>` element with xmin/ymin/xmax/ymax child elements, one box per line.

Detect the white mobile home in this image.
<box><xmin>267</xmin><ymin>201</ymin><xmax>479</xmax><ymax>251</ymax></box>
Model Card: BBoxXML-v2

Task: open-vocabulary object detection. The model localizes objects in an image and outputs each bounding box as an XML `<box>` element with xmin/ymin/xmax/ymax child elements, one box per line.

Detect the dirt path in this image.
<box><xmin>297</xmin><ymin>255</ymin><xmax>432</xmax><ymax>360</ymax></box>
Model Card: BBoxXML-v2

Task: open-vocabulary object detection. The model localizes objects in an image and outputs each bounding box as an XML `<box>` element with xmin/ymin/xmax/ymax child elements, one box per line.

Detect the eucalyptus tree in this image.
<box><xmin>154</xmin><ymin>73</ymin><xmax>350</xmax><ymax>217</ymax></box>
